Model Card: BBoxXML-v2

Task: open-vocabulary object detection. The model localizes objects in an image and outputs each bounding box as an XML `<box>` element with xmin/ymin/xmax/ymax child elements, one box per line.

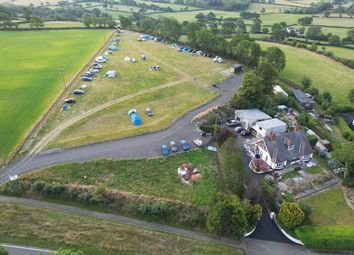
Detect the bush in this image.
<box><xmin>262</xmin><ymin>179</ymin><xmax>277</xmax><ymax>211</ymax></box>
<box><xmin>298</xmin><ymin>201</ymin><xmax>312</xmax><ymax>220</ymax></box>
<box><xmin>138</xmin><ymin>201</ymin><xmax>171</xmax><ymax>219</ymax></box>
<box><xmin>278</xmin><ymin>202</ymin><xmax>305</xmax><ymax>229</ymax></box>
<box><xmin>32</xmin><ymin>180</ymin><xmax>45</xmax><ymax>192</ymax></box>
<box><xmin>1</xmin><ymin>179</ymin><xmax>29</xmax><ymax>195</ymax></box>
<box><xmin>0</xmin><ymin>246</ymin><xmax>8</xmax><ymax>255</ymax></box>
<box><xmin>307</xmin><ymin>134</ymin><xmax>318</xmax><ymax>147</ymax></box>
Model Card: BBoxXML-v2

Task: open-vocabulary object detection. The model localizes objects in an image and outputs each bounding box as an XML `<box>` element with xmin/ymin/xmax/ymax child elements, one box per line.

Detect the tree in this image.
<box><xmin>348</xmin><ymin>88</ymin><xmax>354</xmax><ymax>103</ymax></box>
<box><xmin>186</xmin><ymin>22</ymin><xmax>202</xmax><ymax>47</ymax></box>
<box><xmin>195</xmin><ymin>12</ymin><xmax>205</xmax><ymax>22</ymax></box>
<box><xmin>298</xmin><ymin>16</ymin><xmax>313</xmax><ymax>25</ymax></box>
<box><xmin>298</xmin><ymin>112</ymin><xmax>309</xmax><ymax>126</ymax></box>
<box><xmin>119</xmin><ymin>15</ymin><xmax>132</xmax><ymax>28</ymax></box>
<box><xmin>206</xmin><ymin>11</ymin><xmax>216</xmax><ymax>21</ymax></box>
<box><xmin>348</xmin><ymin>28</ymin><xmax>354</xmax><ymax>41</ymax></box>
<box><xmin>328</xmin><ymin>34</ymin><xmax>340</xmax><ymax>45</ymax></box>
<box><xmin>256</xmin><ymin>61</ymin><xmax>278</xmax><ymax>93</ymax></box>
<box><xmin>251</xmin><ymin>19</ymin><xmax>262</xmax><ymax>33</ymax></box>
<box><xmin>271</xmin><ymin>23</ymin><xmax>287</xmax><ymax>41</ymax></box>
<box><xmin>206</xmin><ymin>193</ymin><xmax>247</xmax><ymax>238</ymax></box>
<box><xmin>332</xmin><ymin>143</ymin><xmax>354</xmax><ymax>178</ymax></box>
<box><xmin>262</xmin><ymin>46</ymin><xmax>286</xmax><ymax>71</ymax></box>
<box><xmin>82</xmin><ymin>13</ymin><xmax>95</xmax><ymax>27</ymax></box>
<box><xmin>231</xmin><ymin>70</ymin><xmax>265</xmax><ymax>108</ymax></box>
<box><xmin>278</xmin><ymin>202</ymin><xmax>305</xmax><ymax>229</ymax></box>
<box><xmin>301</xmin><ymin>76</ymin><xmax>311</xmax><ymax>89</ymax></box>
<box><xmin>0</xmin><ymin>246</ymin><xmax>8</xmax><ymax>255</ymax></box>
<box><xmin>262</xmin><ymin>27</ymin><xmax>269</xmax><ymax>34</ymax></box>
<box><xmin>236</xmin><ymin>19</ymin><xmax>246</xmax><ymax>34</ymax></box>
<box><xmin>306</xmin><ymin>25</ymin><xmax>322</xmax><ymax>39</ymax></box>
<box><xmin>221</xmin><ymin>21</ymin><xmax>235</xmax><ymax>35</ymax></box>
<box><xmin>310</xmin><ymin>43</ymin><xmax>317</xmax><ymax>51</ymax></box>
<box><xmin>195</xmin><ymin>28</ymin><xmax>215</xmax><ymax>52</ymax></box>
<box><xmin>230</xmin><ymin>40</ymin><xmax>261</xmax><ymax>67</ymax></box>
<box><xmin>322</xmin><ymin>91</ymin><xmax>332</xmax><ymax>102</ymax></box>
<box><xmin>158</xmin><ymin>17</ymin><xmax>181</xmax><ymax>41</ymax></box>
<box><xmin>29</xmin><ymin>16</ymin><xmax>44</xmax><ymax>28</ymax></box>
<box><xmin>139</xmin><ymin>17</ymin><xmax>157</xmax><ymax>34</ymax></box>
<box><xmin>21</xmin><ymin>7</ymin><xmax>32</xmax><ymax>21</ymax></box>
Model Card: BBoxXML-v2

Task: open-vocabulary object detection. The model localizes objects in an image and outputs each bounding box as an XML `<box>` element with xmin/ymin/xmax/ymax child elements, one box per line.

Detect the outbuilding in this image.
<box><xmin>235</xmin><ymin>109</ymin><xmax>272</xmax><ymax>129</ymax></box>
<box><xmin>292</xmin><ymin>89</ymin><xmax>315</xmax><ymax>110</ymax></box>
<box><xmin>252</xmin><ymin>118</ymin><xmax>287</xmax><ymax>137</ymax></box>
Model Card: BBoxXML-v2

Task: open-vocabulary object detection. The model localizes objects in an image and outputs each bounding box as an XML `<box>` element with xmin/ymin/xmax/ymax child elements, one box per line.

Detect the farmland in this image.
<box><xmin>0</xmin><ymin>202</ymin><xmax>244</xmax><ymax>255</ymax></box>
<box><xmin>258</xmin><ymin>41</ymin><xmax>354</xmax><ymax>106</ymax></box>
<box><xmin>0</xmin><ymin>29</ymin><xmax>112</xmax><ymax>164</ymax></box>
<box><xmin>40</xmin><ymin>31</ymin><xmax>231</xmax><ymax>150</ymax></box>
<box><xmin>21</xmin><ymin>150</ymin><xmax>220</xmax><ymax>207</ymax></box>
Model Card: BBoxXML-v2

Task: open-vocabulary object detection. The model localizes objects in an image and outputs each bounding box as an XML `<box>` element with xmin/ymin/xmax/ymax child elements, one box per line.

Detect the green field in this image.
<box><xmin>0</xmin><ymin>202</ymin><xmax>244</xmax><ymax>255</ymax></box>
<box><xmin>260</xmin><ymin>13</ymin><xmax>310</xmax><ymax>26</ymax></box>
<box><xmin>39</xmin><ymin>31</ymin><xmax>230</xmax><ymax>150</ymax></box>
<box><xmin>258</xmin><ymin>41</ymin><xmax>354</xmax><ymax>106</ymax></box>
<box><xmin>312</xmin><ymin>17</ymin><xmax>354</xmax><ymax>28</ymax></box>
<box><xmin>19</xmin><ymin>21</ymin><xmax>85</xmax><ymax>28</ymax></box>
<box><xmin>0</xmin><ymin>29</ymin><xmax>112</xmax><ymax>164</ymax></box>
<box><xmin>23</xmin><ymin>150</ymin><xmax>220</xmax><ymax>207</ymax></box>
<box><xmin>320</xmin><ymin>27</ymin><xmax>350</xmax><ymax>39</ymax></box>
<box><xmin>148</xmin><ymin>10</ymin><xmax>240</xmax><ymax>22</ymax></box>
<box><xmin>321</xmin><ymin>45</ymin><xmax>354</xmax><ymax>60</ymax></box>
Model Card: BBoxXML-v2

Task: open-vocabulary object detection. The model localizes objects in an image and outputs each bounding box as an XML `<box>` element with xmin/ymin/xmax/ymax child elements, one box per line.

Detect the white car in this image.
<box><xmin>95</xmin><ymin>56</ymin><xmax>107</xmax><ymax>63</ymax></box>
<box><xmin>193</xmin><ymin>138</ymin><xmax>203</xmax><ymax>147</ymax></box>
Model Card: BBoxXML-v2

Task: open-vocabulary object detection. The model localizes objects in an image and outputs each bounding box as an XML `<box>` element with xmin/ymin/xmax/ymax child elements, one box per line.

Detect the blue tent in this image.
<box><xmin>128</xmin><ymin>109</ymin><xmax>142</xmax><ymax>126</ymax></box>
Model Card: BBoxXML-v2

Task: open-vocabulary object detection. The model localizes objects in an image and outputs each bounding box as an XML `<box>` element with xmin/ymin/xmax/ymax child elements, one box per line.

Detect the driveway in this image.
<box><xmin>0</xmin><ymin>74</ymin><xmax>243</xmax><ymax>185</ymax></box>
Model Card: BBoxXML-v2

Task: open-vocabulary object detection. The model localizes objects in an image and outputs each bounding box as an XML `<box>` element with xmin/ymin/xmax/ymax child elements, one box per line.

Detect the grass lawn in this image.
<box><xmin>321</xmin><ymin>45</ymin><xmax>354</xmax><ymax>60</ymax></box>
<box><xmin>273</xmin><ymin>0</ymin><xmax>309</xmax><ymax>7</ymax></box>
<box><xmin>320</xmin><ymin>27</ymin><xmax>350</xmax><ymax>39</ymax></box>
<box><xmin>0</xmin><ymin>202</ymin><xmax>244</xmax><ymax>255</ymax></box>
<box><xmin>25</xmin><ymin>150</ymin><xmax>220</xmax><ymax>207</ymax></box>
<box><xmin>258</xmin><ymin>41</ymin><xmax>354</xmax><ymax>106</ymax></box>
<box><xmin>246</xmin><ymin>3</ymin><xmax>294</xmax><ymax>13</ymax></box>
<box><xmin>19</xmin><ymin>21</ymin><xmax>85</xmax><ymax>28</ymax></box>
<box><xmin>313</xmin><ymin>17</ymin><xmax>354</xmax><ymax>28</ymax></box>
<box><xmin>282</xmin><ymin>170</ymin><xmax>301</xmax><ymax>179</ymax></box>
<box><xmin>0</xmin><ymin>29</ymin><xmax>112</xmax><ymax>164</ymax></box>
<box><xmin>302</xmin><ymin>188</ymin><xmax>354</xmax><ymax>226</ymax></box>
<box><xmin>260</xmin><ymin>13</ymin><xmax>310</xmax><ymax>26</ymax></box>
<box><xmin>306</xmin><ymin>166</ymin><xmax>323</xmax><ymax>175</ymax></box>
<box><xmin>148</xmin><ymin>10</ymin><xmax>240</xmax><ymax>22</ymax></box>
<box><xmin>41</xmin><ymin>31</ymin><xmax>230</xmax><ymax>150</ymax></box>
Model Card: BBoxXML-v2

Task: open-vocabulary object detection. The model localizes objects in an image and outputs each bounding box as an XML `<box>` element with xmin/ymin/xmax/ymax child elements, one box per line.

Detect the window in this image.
<box><xmin>288</xmin><ymin>145</ymin><xmax>294</xmax><ymax>150</ymax></box>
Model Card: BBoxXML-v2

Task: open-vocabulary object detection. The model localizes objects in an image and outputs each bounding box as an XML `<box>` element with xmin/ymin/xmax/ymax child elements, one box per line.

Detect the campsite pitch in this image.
<box><xmin>38</xmin><ymin>31</ymin><xmax>231</xmax><ymax>151</ymax></box>
<box><xmin>0</xmin><ymin>29</ymin><xmax>112</xmax><ymax>164</ymax></box>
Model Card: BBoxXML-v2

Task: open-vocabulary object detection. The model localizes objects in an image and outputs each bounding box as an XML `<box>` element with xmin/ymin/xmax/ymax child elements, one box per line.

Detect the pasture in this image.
<box><xmin>23</xmin><ymin>150</ymin><xmax>220</xmax><ymax>207</ymax></box>
<box><xmin>0</xmin><ymin>202</ymin><xmax>244</xmax><ymax>255</ymax></box>
<box><xmin>0</xmin><ymin>29</ymin><xmax>112</xmax><ymax>164</ymax></box>
<box><xmin>19</xmin><ymin>21</ymin><xmax>84</xmax><ymax>28</ymax></box>
<box><xmin>258</xmin><ymin>41</ymin><xmax>354</xmax><ymax>106</ymax></box>
<box><xmin>42</xmin><ymin>31</ymin><xmax>231</xmax><ymax>150</ymax></box>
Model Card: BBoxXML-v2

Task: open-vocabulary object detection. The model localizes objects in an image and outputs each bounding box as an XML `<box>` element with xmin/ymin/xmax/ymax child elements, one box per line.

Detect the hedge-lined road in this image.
<box><xmin>1</xmin><ymin>243</ymin><xmax>53</xmax><ymax>255</ymax></box>
<box><xmin>0</xmin><ymin>75</ymin><xmax>243</xmax><ymax>185</ymax></box>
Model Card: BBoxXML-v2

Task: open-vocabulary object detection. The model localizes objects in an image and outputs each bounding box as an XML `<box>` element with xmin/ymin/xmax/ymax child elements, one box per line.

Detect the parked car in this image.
<box><xmin>145</xmin><ymin>108</ymin><xmax>154</xmax><ymax>117</ymax></box>
<box><xmin>80</xmin><ymin>84</ymin><xmax>88</xmax><ymax>90</ymax></box>
<box><xmin>161</xmin><ymin>144</ymin><xmax>170</xmax><ymax>156</ymax></box>
<box><xmin>82</xmin><ymin>76</ymin><xmax>93</xmax><ymax>82</ymax></box>
<box><xmin>200</xmin><ymin>131</ymin><xmax>207</xmax><ymax>137</ymax></box>
<box><xmin>234</xmin><ymin>126</ymin><xmax>244</xmax><ymax>132</ymax></box>
<box><xmin>64</xmin><ymin>98</ymin><xmax>76</xmax><ymax>104</ymax></box>
<box><xmin>226</xmin><ymin>119</ymin><xmax>240</xmax><ymax>127</ymax></box>
<box><xmin>73</xmin><ymin>89</ymin><xmax>85</xmax><ymax>95</ymax></box>
<box><xmin>241</xmin><ymin>130</ymin><xmax>251</xmax><ymax>136</ymax></box>
<box><xmin>95</xmin><ymin>56</ymin><xmax>107</xmax><ymax>63</ymax></box>
<box><xmin>85</xmin><ymin>71</ymin><xmax>94</xmax><ymax>77</ymax></box>
<box><xmin>89</xmin><ymin>68</ymin><xmax>99</xmax><ymax>73</ymax></box>
<box><xmin>193</xmin><ymin>138</ymin><xmax>203</xmax><ymax>147</ymax></box>
<box><xmin>169</xmin><ymin>141</ymin><xmax>178</xmax><ymax>152</ymax></box>
<box><xmin>92</xmin><ymin>63</ymin><xmax>102</xmax><ymax>69</ymax></box>
<box><xmin>180</xmin><ymin>140</ymin><xmax>190</xmax><ymax>151</ymax></box>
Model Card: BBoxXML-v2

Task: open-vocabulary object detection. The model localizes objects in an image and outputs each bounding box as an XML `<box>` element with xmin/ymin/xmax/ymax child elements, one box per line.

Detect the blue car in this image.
<box><xmin>82</xmin><ymin>76</ymin><xmax>93</xmax><ymax>82</ymax></box>
<box><xmin>161</xmin><ymin>144</ymin><xmax>170</xmax><ymax>156</ymax></box>
<box><xmin>179</xmin><ymin>140</ymin><xmax>190</xmax><ymax>151</ymax></box>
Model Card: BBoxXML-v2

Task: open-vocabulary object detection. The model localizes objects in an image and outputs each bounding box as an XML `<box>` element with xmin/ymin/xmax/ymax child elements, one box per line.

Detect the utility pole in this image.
<box><xmin>57</xmin><ymin>68</ymin><xmax>66</xmax><ymax>89</ymax></box>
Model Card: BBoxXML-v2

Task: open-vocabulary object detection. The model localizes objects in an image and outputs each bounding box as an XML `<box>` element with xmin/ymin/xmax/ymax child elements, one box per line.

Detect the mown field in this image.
<box><xmin>0</xmin><ymin>29</ymin><xmax>112</xmax><ymax>164</ymax></box>
<box><xmin>23</xmin><ymin>150</ymin><xmax>220</xmax><ymax>207</ymax></box>
<box><xmin>258</xmin><ymin>41</ymin><xmax>354</xmax><ymax>106</ymax></box>
<box><xmin>296</xmin><ymin>188</ymin><xmax>354</xmax><ymax>251</ymax></box>
<box><xmin>19</xmin><ymin>21</ymin><xmax>85</xmax><ymax>28</ymax></box>
<box><xmin>42</xmin><ymin>31</ymin><xmax>231</xmax><ymax>150</ymax></box>
<box><xmin>0</xmin><ymin>202</ymin><xmax>244</xmax><ymax>255</ymax></box>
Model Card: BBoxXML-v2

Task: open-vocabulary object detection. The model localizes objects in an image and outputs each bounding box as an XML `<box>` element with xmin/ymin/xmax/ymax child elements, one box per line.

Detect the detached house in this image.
<box><xmin>245</xmin><ymin>130</ymin><xmax>313</xmax><ymax>170</ymax></box>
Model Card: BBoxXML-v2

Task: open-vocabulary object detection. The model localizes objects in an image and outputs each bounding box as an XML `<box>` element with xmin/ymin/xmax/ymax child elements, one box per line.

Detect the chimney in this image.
<box><xmin>272</xmin><ymin>148</ymin><xmax>279</xmax><ymax>163</ymax></box>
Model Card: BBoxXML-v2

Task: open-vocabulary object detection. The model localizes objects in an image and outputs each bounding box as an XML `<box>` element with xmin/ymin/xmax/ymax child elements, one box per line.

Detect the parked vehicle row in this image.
<box><xmin>161</xmin><ymin>139</ymin><xmax>191</xmax><ymax>156</ymax></box>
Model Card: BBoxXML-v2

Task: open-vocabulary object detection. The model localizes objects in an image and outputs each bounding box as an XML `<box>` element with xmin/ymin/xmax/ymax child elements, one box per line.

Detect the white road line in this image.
<box><xmin>1</xmin><ymin>243</ymin><xmax>55</xmax><ymax>253</ymax></box>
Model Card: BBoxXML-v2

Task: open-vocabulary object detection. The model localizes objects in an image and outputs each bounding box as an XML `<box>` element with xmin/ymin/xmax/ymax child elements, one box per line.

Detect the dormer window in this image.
<box><xmin>288</xmin><ymin>145</ymin><xmax>294</xmax><ymax>150</ymax></box>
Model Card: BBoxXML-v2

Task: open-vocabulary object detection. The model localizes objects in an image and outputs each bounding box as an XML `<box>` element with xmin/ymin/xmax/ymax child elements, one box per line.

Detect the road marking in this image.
<box><xmin>1</xmin><ymin>243</ymin><xmax>55</xmax><ymax>253</ymax></box>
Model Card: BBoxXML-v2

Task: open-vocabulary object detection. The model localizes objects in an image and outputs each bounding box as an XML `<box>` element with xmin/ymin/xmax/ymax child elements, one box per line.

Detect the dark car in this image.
<box><xmin>234</xmin><ymin>126</ymin><xmax>244</xmax><ymax>132</ymax></box>
<box><xmin>73</xmin><ymin>89</ymin><xmax>85</xmax><ymax>95</ymax></box>
<box><xmin>64</xmin><ymin>98</ymin><xmax>76</xmax><ymax>104</ymax></box>
<box><xmin>169</xmin><ymin>141</ymin><xmax>178</xmax><ymax>152</ymax></box>
<box><xmin>92</xmin><ymin>63</ymin><xmax>102</xmax><ymax>69</ymax></box>
<box><xmin>161</xmin><ymin>144</ymin><xmax>170</xmax><ymax>156</ymax></box>
<box><xmin>180</xmin><ymin>140</ymin><xmax>190</xmax><ymax>151</ymax></box>
<box><xmin>241</xmin><ymin>130</ymin><xmax>251</xmax><ymax>136</ymax></box>
<box><xmin>82</xmin><ymin>76</ymin><xmax>93</xmax><ymax>82</ymax></box>
<box><xmin>145</xmin><ymin>108</ymin><xmax>154</xmax><ymax>117</ymax></box>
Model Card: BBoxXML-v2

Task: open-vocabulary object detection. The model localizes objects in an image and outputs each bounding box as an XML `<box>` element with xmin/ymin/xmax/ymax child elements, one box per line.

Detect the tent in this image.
<box><xmin>106</xmin><ymin>70</ymin><xmax>116</xmax><ymax>78</ymax></box>
<box><xmin>124</xmin><ymin>56</ymin><xmax>131</xmax><ymax>62</ymax></box>
<box><xmin>128</xmin><ymin>109</ymin><xmax>142</xmax><ymax>126</ymax></box>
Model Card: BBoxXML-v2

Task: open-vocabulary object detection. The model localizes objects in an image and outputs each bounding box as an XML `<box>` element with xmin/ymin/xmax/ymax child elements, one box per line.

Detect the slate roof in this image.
<box><xmin>292</xmin><ymin>89</ymin><xmax>315</xmax><ymax>104</ymax></box>
<box><xmin>263</xmin><ymin>130</ymin><xmax>313</xmax><ymax>163</ymax></box>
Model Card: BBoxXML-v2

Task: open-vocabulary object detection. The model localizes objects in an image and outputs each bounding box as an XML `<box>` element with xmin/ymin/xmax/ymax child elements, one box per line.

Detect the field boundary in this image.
<box><xmin>5</xmin><ymin>29</ymin><xmax>116</xmax><ymax>165</ymax></box>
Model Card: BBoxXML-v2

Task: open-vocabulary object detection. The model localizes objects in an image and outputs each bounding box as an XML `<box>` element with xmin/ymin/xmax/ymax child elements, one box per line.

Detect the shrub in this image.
<box><xmin>298</xmin><ymin>201</ymin><xmax>312</xmax><ymax>220</ymax></box>
<box><xmin>77</xmin><ymin>191</ymin><xmax>92</xmax><ymax>204</ymax></box>
<box><xmin>0</xmin><ymin>246</ymin><xmax>8</xmax><ymax>255</ymax></box>
<box><xmin>32</xmin><ymin>180</ymin><xmax>45</xmax><ymax>192</ymax></box>
<box><xmin>278</xmin><ymin>202</ymin><xmax>305</xmax><ymax>229</ymax></box>
<box><xmin>138</xmin><ymin>201</ymin><xmax>171</xmax><ymax>219</ymax></box>
<box><xmin>262</xmin><ymin>179</ymin><xmax>277</xmax><ymax>211</ymax></box>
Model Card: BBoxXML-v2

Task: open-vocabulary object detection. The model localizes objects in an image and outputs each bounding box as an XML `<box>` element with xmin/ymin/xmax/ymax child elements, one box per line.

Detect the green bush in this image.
<box><xmin>138</xmin><ymin>201</ymin><xmax>172</xmax><ymax>219</ymax></box>
<box><xmin>0</xmin><ymin>246</ymin><xmax>8</xmax><ymax>255</ymax></box>
<box><xmin>296</xmin><ymin>226</ymin><xmax>354</xmax><ymax>251</ymax></box>
<box><xmin>337</xmin><ymin>116</ymin><xmax>354</xmax><ymax>142</ymax></box>
<box><xmin>262</xmin><ymin>179</ymin><xmax>277</xmax><ymax>211</ymax></box>
<box><xmin>278</xmin><ymin>202</ymin><xmax>305</xmax><ymax>229</ymax></box>
<box><xmin>32</xmin><ymin>180</ymin><xmax>45</xmax><ymax>192</ymax></box>
<box><xmin>2</xmin><ymin>179</ymin><xmax>29</xmax><ymax>195</ymax></box>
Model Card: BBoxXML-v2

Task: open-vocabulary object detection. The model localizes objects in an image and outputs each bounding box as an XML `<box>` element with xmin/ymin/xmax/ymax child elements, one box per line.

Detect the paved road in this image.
<box><xmin>1</xmin><ymin>244</ymin><xmax>53</xmax><ymax>255</ymax></box>
<box><xmin>0</xmin><ymin>195</ymin><xmax>245</xmax><ymax>250</ymax></box>
<box><xmin>0</xmin><ymin>75</ymin><xmax>243</xmax><ymax>184</ymax></box>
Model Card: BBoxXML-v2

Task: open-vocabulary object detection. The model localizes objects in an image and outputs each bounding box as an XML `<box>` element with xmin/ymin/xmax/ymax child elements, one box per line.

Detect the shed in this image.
<box><xmin>128</xmin><ymin>109</ymin><xmax>142</xmax><ymax>126</ymax></box>
<box><xmin>235</xmin><ymin>109</ymin><xmax>272</xmax><ymax>129</ymax></box>
<box><xmin>252</xmin><ymin>118</ymin><xmax>287</xmax><ymax>137</ymax></box>
<box><xmin>233</xmin><ymin>64</ymin><xmax>243</xmax><ymax>74</ymax></box>
<box><xmin>106</xmin><ymin>70</ymin><xmax>116</xmax><ymax>78</ymax></box>
<box><xmin>292</xmin><ymin>89</ymin><xmax>315</xmax><ymax>110</ymax></box>
<box><xmin>273</xmin><ymin>85</ymin><xmax>288</xmax><ymax>97</ymax></box>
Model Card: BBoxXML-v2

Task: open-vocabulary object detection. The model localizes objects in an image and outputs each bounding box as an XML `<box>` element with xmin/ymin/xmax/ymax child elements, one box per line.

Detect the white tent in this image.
<box><xmin>106</xmin><ymin>70</ymin><xmax>117</xmax><ymax>78</ymax></box>
<box><xmin>124</xmin><ymin>56</ymin><xmax>131</xmax><ymax>62</ymax></box>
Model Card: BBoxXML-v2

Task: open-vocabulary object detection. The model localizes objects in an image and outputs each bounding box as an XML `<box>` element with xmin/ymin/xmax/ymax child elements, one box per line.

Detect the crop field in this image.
<box><xmin>24</xmin><ymin>150</ymin><xmax>220</xmax><ymax>207</ymax></box>
<box><xmin>0</xmin><ymin>202</ymin><xmax>244</xmax><ymax>255</ymax></box>
<box><xmin>40</xmin><ymin>31</ymin><xmax>231</xmax><ymax>150</ymax></box>
<box><xmin>258</xmin><ymin>41</ymin><xmax>354</xmax><ymax>106</ymax></box>
<box><xmin>0</xmin><ymin>29</ymin><xmax>112</xmax><ymax>164</ymax></box>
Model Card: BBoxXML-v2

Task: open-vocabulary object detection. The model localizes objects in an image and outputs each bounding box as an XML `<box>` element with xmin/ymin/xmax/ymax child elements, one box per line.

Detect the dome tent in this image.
<box><xmin>128</xmin><ymin>109</ymin><xmax>142</xmax><ymax>126</ymax></box>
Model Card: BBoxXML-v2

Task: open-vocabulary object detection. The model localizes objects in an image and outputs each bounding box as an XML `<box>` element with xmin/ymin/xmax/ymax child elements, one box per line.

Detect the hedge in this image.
<box><xmin>295</xmin><ymin>225</ymin><xmax>354</xmax><ymax>251</ymax></box>
<box><xmin>337</xmin><ymin>116</ymin><xmax>354</xmax><ymax>142</ymax></box>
